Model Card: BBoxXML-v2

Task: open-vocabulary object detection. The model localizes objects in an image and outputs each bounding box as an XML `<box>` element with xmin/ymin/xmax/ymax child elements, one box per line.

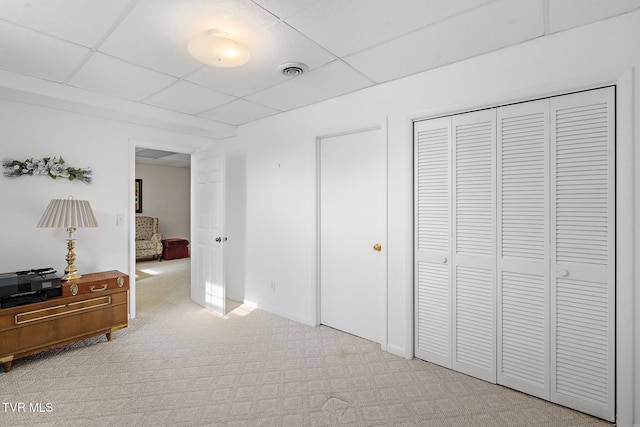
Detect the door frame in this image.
<box><xmin>128</xmin><ymin>139</ymin><xmax>193</xmax><ymax>319</ymax></box>
<box><xmin>314</xmin><ymin>120</ymin><xmax>389</xmax><ymax>349</ymax></box>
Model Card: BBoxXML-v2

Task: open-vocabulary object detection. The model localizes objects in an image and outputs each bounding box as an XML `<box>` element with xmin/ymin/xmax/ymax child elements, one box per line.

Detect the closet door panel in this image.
<box><xmin>414</xmin><ymin>117</ymin><xmax>452</xmax><ymax>367</ymax></box>
<box><xmin>550</xmin><ymin>87</ymin><xmax>615</xmax><ymax>421</ymax></box>
<box><xmin>496</xmin><ymin>100</ymin><xmax>550</xmax><ymax>399</ymax></box>
<box><xmin>451</xmin><ymin>110</ymin><xmax>496</xmax><ymax>382</ymax></box>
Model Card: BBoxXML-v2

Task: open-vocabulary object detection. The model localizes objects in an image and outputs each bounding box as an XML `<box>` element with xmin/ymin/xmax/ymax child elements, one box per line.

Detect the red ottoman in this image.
<box><xmin>162</xmin><ymin>238</ymin><xmax>189</xmax><ymax>260</ymax></box>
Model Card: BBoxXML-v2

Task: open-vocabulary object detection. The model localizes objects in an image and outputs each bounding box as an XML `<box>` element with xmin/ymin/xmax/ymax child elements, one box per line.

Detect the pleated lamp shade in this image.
<box><xmin>37</xmin><ymin>198</ymin><xmax>98</xmax><ymax>229</ymax></box>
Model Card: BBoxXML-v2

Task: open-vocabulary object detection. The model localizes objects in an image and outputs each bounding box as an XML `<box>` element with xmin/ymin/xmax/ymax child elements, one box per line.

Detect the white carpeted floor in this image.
<box><xmin>0</xmin><ymin>258</ymin><xmax>611</xmax><ymax>426</ymax></box>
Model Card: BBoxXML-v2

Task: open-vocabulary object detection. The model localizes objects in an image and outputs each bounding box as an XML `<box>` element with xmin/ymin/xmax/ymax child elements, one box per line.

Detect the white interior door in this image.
<box><xmin>319</xmin><ymin>127</ymin><xmax>387</xmax><ymax>345</ymax></box>
<box><xmin>191</xmin><ymin>148</ymin><xmax>225</xmax><ymax>314</ymax></box>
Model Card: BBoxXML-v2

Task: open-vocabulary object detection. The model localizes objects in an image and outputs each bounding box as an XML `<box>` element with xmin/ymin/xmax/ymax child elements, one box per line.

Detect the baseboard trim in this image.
<box><xmin>236</xmin><ymin>297</ymin><xmax>314</xmax><ymax>327</ymax></box>
<box><xmin>386</xmin><ymin>343</ymin><xmax>409</xmax><ymax>359</ymax></box>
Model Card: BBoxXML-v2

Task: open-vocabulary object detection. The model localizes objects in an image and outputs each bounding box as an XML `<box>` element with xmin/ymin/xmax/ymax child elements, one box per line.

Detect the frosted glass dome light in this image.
<box><xmin>188</xmin><ymin>29</ymin><xmax>250</xmax><ymax>68</ymax></box>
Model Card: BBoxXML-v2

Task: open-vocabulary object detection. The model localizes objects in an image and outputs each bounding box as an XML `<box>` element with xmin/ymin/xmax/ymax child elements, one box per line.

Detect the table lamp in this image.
<box><xmin>37</xmin><ymin>196</ymin><xmax>98</xmax><ymax>280</ymax></box>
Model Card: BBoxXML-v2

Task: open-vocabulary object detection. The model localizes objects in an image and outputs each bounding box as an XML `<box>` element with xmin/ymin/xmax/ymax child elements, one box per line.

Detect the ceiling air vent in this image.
<box><xmin>278</xmin><ymin>62</ymin><xmax>308</xmax><ymax>77</ymax></box>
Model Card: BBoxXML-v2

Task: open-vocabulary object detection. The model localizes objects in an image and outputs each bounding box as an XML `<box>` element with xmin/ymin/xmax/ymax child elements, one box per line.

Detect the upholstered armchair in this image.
<box><xmin>135</xmin><ymin>216</ymin><xmax>163</xmax><ymax>261</ymax></box>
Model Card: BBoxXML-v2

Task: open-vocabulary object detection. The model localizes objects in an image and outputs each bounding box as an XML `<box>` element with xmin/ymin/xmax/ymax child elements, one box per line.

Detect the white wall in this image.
<box><xmin>0</xmin><ymin>101</ymin><xmax>210</xmax><ymax>276</ymax></box>
<box><xmin>223</xmin><ymin>11</ymin><xmax>639</xmax><ymax>426</ymax></box>
<box><xmin>135</xmin><ymin>163</ymin><xmax>190</xmax><ymax>241</ymax></box>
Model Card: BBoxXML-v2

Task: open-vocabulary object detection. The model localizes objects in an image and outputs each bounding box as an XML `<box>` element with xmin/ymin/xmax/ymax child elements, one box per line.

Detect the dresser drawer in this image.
<box><xmin>62</xmin><ymin>270</ymin><xmax>129</xmax><ymax>297</ymax></box>
<box><xmin>14</xmin><ymin>295</ymin><xmax>111</xmax><ymax>324</ymax></box>
<box><xmin>0</xmin><ymin>295</ymin><xmax>128</xmax><ymax>360</ymax></box>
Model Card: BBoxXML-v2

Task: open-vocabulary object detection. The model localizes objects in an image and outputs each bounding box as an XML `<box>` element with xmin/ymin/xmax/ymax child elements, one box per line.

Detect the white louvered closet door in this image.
<box><xmin>550</xmin><ymin>88</ymin><xmax>615</xmax><ymax>421</ymax></box>
<box><xmin>414</xmin><ymin>117</ymin><xmax>452</xmax><ymax>368</ymax></box>
<box><xmin>451</xmin><ymin>110</ymin><xmax>496</xmax><ymax>383</ymax></box>
<box><xmin>414</xmin><ymin>87</ymin><xmax>615</xmax><ymax>422</ymax></box>
<box><xmin>496</xmin><ymin>100</ymin><xmax>550</xmax><ymax>400</ymax></box>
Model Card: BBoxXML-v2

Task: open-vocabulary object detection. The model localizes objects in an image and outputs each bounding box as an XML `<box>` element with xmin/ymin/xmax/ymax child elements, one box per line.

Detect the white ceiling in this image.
<box><xmin>1</xmin><ymin>0</ymin><xmax>639</xmax><ymax>155</ymax></box>
<box><xmin>135</xmin><ymin>148</ymin><xmax>192</xmax><ymax>168</ymax></box>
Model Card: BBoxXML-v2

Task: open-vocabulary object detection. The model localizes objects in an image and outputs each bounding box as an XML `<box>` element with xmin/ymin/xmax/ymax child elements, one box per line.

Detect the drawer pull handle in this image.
<box><xmin>90</xmin><ymin>284</ymin><xmax>108</xmax><ymax>292</ymax></box>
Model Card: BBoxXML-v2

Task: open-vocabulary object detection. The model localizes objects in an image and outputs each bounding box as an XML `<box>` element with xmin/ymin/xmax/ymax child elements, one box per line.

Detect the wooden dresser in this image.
<box><xmin>0</xmin><ymin>270</ymin><xmax>129</xmax><ymax>372</ymax></box>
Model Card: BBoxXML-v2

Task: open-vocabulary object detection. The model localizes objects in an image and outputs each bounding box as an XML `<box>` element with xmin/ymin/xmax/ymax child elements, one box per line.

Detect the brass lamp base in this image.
<box><xmin>61</xmin><ymin>229</ymin><xmax>82</xmax><ymax>281</ymax></box>
<box><xmin>61</xmin><ymin>270</ymin><xmax>81</xmax><ymax>281</ymax></box>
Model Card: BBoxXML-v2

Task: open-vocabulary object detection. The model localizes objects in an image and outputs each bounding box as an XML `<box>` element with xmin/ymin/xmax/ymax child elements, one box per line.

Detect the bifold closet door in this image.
<box><xmin>496</xmin><ymin>99</ymin><xmax>550</xmax><ymax>400</ymax></box>
<box><xmin>414</xmin><ymin>116</ymin><xmax>452</xmax><ymax>368</ymax></box>
<box><xmin>414</xmin><ymin>87</ymin><xmax>614</xmax><ymax>422</ymax></box>
<box><xmin>550</xmin><ymin>88</ymin><xmax>615</xmax><ymax>421</ymax></box>
<box><xmin>414</xmin><ymin>109</ymin><xmax>498</xmax><ymax>383</ymax></box>
<box><xmin>451</xmin><ymin>110</ymin><xmax>496</xmax><ymax>383</ymax></box>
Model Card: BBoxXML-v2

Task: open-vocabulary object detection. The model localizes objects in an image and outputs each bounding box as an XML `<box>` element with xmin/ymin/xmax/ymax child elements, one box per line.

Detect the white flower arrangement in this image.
<box><xmin>2</xmin><ymin>156</ymin><xmax>92</xmax><ymax>183</ymax></box>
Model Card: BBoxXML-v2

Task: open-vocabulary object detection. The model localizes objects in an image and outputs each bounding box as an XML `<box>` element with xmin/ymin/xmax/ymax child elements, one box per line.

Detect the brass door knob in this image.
<box><xmin>373</xmin><ymin>244</ymin><xmax>382</xmax><ymax>252</ymax></box>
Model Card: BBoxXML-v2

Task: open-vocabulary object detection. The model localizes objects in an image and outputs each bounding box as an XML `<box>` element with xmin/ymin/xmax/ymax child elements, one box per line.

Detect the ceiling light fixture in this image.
<box><xmin>188</xmin><ymin>29</ymin><xmax>250</xmax><ymax>68</ymax></box>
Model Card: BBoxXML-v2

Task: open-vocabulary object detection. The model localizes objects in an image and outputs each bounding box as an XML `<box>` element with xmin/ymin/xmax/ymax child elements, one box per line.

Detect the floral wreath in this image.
<box><xmin>2</xmin><ymin>156</ymin><xmax>92</xmax><ymax>183</ymax></box>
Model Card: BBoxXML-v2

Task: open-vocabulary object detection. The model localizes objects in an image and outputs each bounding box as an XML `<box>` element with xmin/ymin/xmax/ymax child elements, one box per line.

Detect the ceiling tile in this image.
<box><xmin>0</xmin><ymin>20</ymin><xmax>89</xmax><ymax>82</ymax></box>
<box><xmin>245</xmin><ymin>60</ymin><xmax>374</xmax><ymax>111</ymax></box>
<box><xmin>164</xmin><ymin>152</ymin><xmax>191</xmax><ymax>162</ymax></box>
<box><xmin>187</xmin><ymin>22</ymin><xmax>336</xmax><ymax>97</ymax></box>
<box><xmin>549</xmin><ymin>0</ymin><xmax>640</xmax><ymax>33</ymax></box>
<box><xmin>200</xmin><ymin>99</ymin><xmax>280</xmax><ymax>125</ymax></box>
<box><xmin>345</xmin><ymin>0</ymin><xmax>544</xmax><ymax>83</ymax></box>
<box><xmin>68</xmin><ymin>53</ymin><xmax>176</xmax><ymax>101</ymax></box>
<box><xmin>158</xmin><ymin>152</ymin><xmax>191</xmax><ymax>168</ymax></box>
<box><xmin>0</xmin><ymin>0</ymin><xmax>132</xmax><ymax>47</ymax></box>
<box><xmin>136</xmin><ymin>148</ymin><xmax>178</xmax><ymax>159</ymax></box>
<box><xmin>285</xmin><ymin>0</ymin><xmax>495</xmax><ymax>57</ymax></box>
<box><xmin>99</xmin><ymin>0</ymin><xmax>279</xmax><ymax>77</ymax></box>
<box><xmin>144</xmin><ymin>80</ymin><xmax>235</xmax><ymax>114</ymax></box>
<box><xmin>136</xmin><ymin>155</ymin><xmax>191</xmax><ymax>168</ymax></box>
<box><xmin>186</xmin><ymin>65</ymin><xmax>275</xmax><ymax>99</ymax></box>
<box><xmin>251</xmin><ymin>0</ymin><xmax>321</xmax><ymax>19</ymax></box>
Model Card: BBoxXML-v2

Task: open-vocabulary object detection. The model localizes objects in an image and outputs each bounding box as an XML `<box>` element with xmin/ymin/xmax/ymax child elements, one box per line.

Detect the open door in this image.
<box><xmin>191</xmin><ymin>148</ymin><xmax>225</xmax><ymax>314</ymax></box>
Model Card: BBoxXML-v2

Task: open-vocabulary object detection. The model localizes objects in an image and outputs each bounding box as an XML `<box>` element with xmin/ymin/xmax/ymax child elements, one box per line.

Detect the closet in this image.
<box><xmin>414</xmin><ymin>87</ymin><xmax>615</xmax><ymax>421</ymax></box>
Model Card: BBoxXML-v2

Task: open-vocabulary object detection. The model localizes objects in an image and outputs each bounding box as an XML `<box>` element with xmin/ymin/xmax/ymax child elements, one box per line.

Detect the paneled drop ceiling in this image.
<box><xmin>0</xmin><ymin>0</ymin><xmax>639</xmax><ymax>142</ymax></box>
<box><xmin>135</xmin><ymin>148</ymin><xmax>192</xmax><ymax>168</ymax></box>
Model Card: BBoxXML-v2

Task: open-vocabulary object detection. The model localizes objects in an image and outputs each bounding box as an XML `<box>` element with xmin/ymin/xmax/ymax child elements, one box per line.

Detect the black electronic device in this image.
<box><xmin>0</xmin><ymin>268</ymin><xmax>62</xmax><ymax>308</ymax></box>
